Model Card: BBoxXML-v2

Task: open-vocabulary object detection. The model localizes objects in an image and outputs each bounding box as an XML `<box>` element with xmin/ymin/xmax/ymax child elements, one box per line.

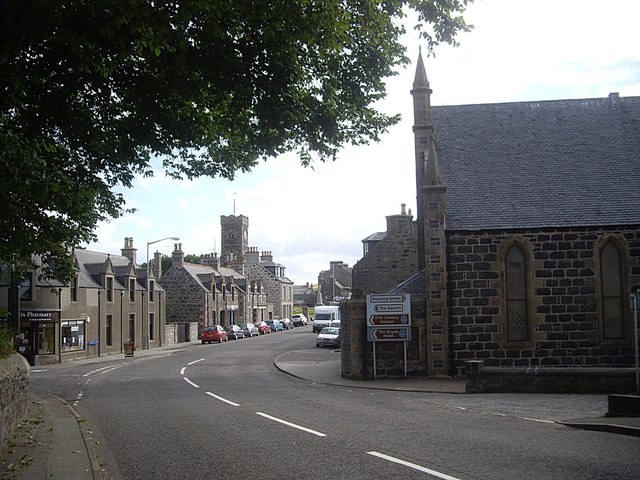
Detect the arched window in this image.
<box><xmin>506</xmin><ymin>245</ymin><xmax>527</xmax><ymax>341</ymax></box>
<box><xmin>600</xmin><ymin>242</ymin><xmax>624</xmax><ymax>339</ymax></box>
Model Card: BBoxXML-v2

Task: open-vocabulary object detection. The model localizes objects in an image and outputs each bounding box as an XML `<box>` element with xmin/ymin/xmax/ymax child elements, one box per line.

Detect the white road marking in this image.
<box><xmin>519</xmin><ymin>417</ymin><xmax>556</xmax><ymax>424</ymax></box>
<box><xmin>367</xmin><ymin>451</ymin><xmax>461</xmax><ymax>480</ymax></box>
<box><xmin>183</xmin><ymin>377</ymin><xmax>199</xmax><ymax>388</ymax></box>
<box><xmin>205</xmin><ymin>391</ymin><xmax>240</xmax><ymax>407</ymax></box>
<box><xmin>30</xmin><ymin>369</ymin><xmax>47</xmax><ymax>373</ymax></box>
<box><xmin>188</xmin><ymin>358</ymin><xmax>204</xmax><ymax>366</ymax></box>
<box><xmin>255</xmin><ymin>412</ymin><xmax>327</xmax><ymax>437</ymax></box>
<box><xmin>180</xmin><ymin>367</ymin><xmax>186</xmax><ymax>375</ymax></box>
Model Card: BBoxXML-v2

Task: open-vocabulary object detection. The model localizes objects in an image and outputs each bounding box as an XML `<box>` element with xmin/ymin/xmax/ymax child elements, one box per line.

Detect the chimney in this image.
<box><xmin>260</xmin><ymin>251</ymin><xmax>273</xmax><ymax>262</ymax></box>
<box><xmin>246</xmin><ymin>247</ymin><xmax>259</xmax><ymax>264</ymax></box>
<box><xmin>121</xmin><ymin>237</ymin><xmax>137</xmax><ymax>264</ymax></box>
<box><xmin>609</xmin><ymin>92</ymin><xmax>620</xmax><ymax>108</ymax></box>
<box><xmin>172</xmin><ymin>242</ymin><xmax>184</xmax><ymax>267</ymax></box>
<box><xmin>153</xmin><ymin>250</ymin><xmax>163</xmax><ymax>279</ymax></box>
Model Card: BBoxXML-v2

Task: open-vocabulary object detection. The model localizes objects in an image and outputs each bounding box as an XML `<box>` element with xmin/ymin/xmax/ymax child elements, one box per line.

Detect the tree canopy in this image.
<box><xmin>0</xmin><ymin>0</ymin><xmax>472</xmax><ymax>281</ymax></box>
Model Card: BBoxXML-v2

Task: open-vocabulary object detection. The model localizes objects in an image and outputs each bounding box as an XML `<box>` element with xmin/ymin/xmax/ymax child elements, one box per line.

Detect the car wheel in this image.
<box><xmin>201</xmin><ymin>340</ymin><xmax>205</xmax><ymax>344</ymax></box>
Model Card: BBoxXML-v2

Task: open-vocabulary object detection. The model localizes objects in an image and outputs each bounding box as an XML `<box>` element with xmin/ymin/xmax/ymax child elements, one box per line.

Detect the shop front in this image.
<box><xmin>19</xmin><ymin>310</ymin><xmax>60</xmax><ymax>366</ymax></box>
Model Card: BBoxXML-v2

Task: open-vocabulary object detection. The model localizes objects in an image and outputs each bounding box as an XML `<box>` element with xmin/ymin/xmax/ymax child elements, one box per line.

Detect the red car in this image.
<box><xmin>201</xmin><ymin>325</ymin><xmax>228</xmax><ymax>344</ymax></box>
<box><xmin>255</xmin><ymin>321</ymin><xmax>271</xmax><ymax>334</ymax></box>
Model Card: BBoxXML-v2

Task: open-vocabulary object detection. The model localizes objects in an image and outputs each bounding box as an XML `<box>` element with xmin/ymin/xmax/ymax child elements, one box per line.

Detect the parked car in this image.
<box><xmin>201</xmin><ymin>325</ymin><xmax>228</xmax><ymax>344</ymax></box>
<box><xmin>241</xmin><ymin>323</ymin><xmax>259</xmax><ymax>337</ymax></box>
<box><xmin>291</xmin><ymin>314</ymin><xmax>307</xmax><ymax>326</ymax></box>
<box><xmin>315</xmin><ymin>327</ymin><xmax>340</xmax><ymax>348</ymax></box>
<box><xmin>255</xmin><ymin>321</ymin><xmax>271</xmax><ymax>334</ymax></box>
<box><xmin>329</xmin><ymin>320</ymin><xmax>340</xmax><ymax>328</ymax></box>
<box><xmin>266</xmin><ymin>319</ymin><xmax>283</xmax><ymax>332</ymax></box>
<box><xmin>224</xmin><ymin>325</ymin><xmax>245</xmax><ymax>340</ymax></box>
<box><xmin>280</xmin><ymin>318</ymin><xmax>294</xmax><ymax>330</ymax></box>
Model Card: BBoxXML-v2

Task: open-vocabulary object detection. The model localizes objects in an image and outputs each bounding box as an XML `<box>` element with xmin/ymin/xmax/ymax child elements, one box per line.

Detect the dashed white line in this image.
<box><xmin>255</xmin><ymin>412</ymin><xmax>327</xmax><ymax>437</ymax></box>
<box><xmin>367</xmin><ymin>451</ymin><xmax>461</xmax><ymax>480</ymax></box>
<box><xmin>519</xmin><ymin>417</ymin><xmax>556</xmax><ymax>424</ymax></box>
<box><xmin>183</xmin><ymin>377</ymin><xmax>200</xmax><ymax>388</ymax></box>
<box><xmin>205</xmin><ymin>391</ymin><xmax>240</xmax><ymax>407</ymax></box>
<box><xmin>188</xmin><ymin>358</ymin><xmax>205</xmax><ymax>366</ymax></box>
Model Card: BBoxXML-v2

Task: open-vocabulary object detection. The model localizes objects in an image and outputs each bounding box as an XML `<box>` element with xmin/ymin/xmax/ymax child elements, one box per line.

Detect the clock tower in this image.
<box><xmin>220</xmin><ymin>214</ymin><xmax>249</xmax><ymax>265</ymax></box>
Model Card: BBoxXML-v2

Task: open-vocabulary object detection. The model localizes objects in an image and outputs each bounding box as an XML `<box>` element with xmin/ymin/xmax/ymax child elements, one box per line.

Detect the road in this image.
<box><xmin>30</xmin><ymin>326</ymin><xmax>640</xmax><ymax>479</ymax></box>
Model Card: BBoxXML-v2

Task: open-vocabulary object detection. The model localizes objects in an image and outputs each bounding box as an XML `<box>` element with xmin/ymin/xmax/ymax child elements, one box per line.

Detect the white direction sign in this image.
<box><xmin>366</xmin><ymin>294</ymin><xmax>411</xmax><ymax>327</ymax></box>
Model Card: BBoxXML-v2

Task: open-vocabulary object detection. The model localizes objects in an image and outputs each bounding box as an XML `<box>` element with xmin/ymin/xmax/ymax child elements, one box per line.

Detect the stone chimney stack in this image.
<box><xmin>121</xmin><ymin>237</ymin><xmax>137</xmax><ymax>264</ymax></box>
<box><xmin>153</xmin><ymin>250</ymin><xmax>163</xmax><ymax>279</ymax></box>
<box><xmin>260</xmin><ymin>251</ymin><xmax>273</xmax><ymax>263</ymax></box>
<box><xmin>172</xmin><ymin>242</ymin><xmax>184</xmax><ymax>267</ymax></box>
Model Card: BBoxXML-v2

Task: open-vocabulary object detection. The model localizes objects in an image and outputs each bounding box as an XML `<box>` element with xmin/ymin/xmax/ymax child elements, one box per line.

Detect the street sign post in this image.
<box><xmin>366</xmin><ymin>294</ymin><xmax>412</xmax><ymax>379</ymax></box>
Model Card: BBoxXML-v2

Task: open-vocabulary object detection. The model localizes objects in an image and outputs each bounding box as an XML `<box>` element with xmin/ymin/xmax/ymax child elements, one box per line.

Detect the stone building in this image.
<box><xmin>159</xmin><ymin>243</ymin><xmax>261</xmax><ymax>336</ymax></box>
<box><xmin>244</xmin><ymin>248</ymin><xmax>293</xmax><ymax>319</ymax></box>
<box><xmin>0</xmin><ymin>237</ymin><xmax>167</xmax><ymax>365</ymax></box>
<box><xmin>352</xmin><ymin>204</ymin><xmax>418</xmax><ymax>295</ymax></box>
<box><xmin>318</xmin><ymin>261</ymin><xmax>352</xmax><ymax>304</ymax></box>
<box><xmin>342</xmin><ymin>50</ymin><xmax>640</xmax><ymax>392</ymax></box>
<box><xmin>220</xmin><ymin>214</ymin><xmax>294</xmax><ymax>320</ymax></box>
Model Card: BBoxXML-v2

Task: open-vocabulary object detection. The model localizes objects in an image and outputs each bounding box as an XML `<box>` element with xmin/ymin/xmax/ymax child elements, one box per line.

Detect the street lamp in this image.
<box><xmin>146</xmin><ymin>236</ymin><xmax>179</xmax><ymax>349</ymax></box>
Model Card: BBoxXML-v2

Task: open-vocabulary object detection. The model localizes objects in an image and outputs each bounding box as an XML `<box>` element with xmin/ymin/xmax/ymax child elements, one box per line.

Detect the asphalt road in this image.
<box><xmin>30</xmin><ymin>326</ymin><xmax>640</xmax><ymax>480</ymax></box>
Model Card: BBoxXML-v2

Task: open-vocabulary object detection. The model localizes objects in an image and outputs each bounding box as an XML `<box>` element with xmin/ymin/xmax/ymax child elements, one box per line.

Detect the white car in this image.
<box><xmin>316</xmin><ymin>327</ymin><xmax>340</xmax><ymax>348</ymax></box>
<box><xmin>291</xmin><ymin>314</ymin><xmax>307</xmax><ymax>326</ymax></box>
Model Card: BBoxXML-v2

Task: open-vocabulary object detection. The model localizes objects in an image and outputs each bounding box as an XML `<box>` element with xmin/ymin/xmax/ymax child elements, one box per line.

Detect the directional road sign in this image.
<box><xmin>367</xmin><ymin>327</ymin><xmax>411</xmax><ymax>342</ymax></box>
<box><xmin>366</xmin><ymin>293</ymin><xmax>410</xmax><ymax>327</ymax></box>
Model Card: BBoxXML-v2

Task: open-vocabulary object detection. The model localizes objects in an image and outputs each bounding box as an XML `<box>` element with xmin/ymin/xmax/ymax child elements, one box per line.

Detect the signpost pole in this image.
<box><xmin>373</xmin><ymin>343</ymin><xmax>377</xmax><ymax>380</ymax></box>
<box><xmin>404</xmin><ymin>342</ymin><xmax>407</xmax><ymax>378</ymax></box>
<box><xmin>632</xmin><ymin>292</ymin><xmax>639</xmax><ymax>394</ymax></box>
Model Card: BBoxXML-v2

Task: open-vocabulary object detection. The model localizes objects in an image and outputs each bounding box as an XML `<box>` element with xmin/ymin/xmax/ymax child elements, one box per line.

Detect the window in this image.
<box><xmin>129</xmin><ymin>278</ymin><xmax>136</xmax><ymax>302</ymax></box>
<box><xmin>149</xmin><ymin>313</ymin><xmax>154</xmax><ymax>341</ymax></box>
<box><xmin>505</xmin><ymin>245</ymin><xmax>528</xmax><ymax>341</ymax></box>
<box><xmin>106</xmin><ymin>277</ymin><xmax>114</xmax><ymax>302</ymax></box>
<box><xmin>70</xmin><ymin>276</ymin><xmax>78</xmax><ymax>302</ymax></box>
<box><xmin>600</xmin><ymin>242</ymin><xmax>624</xmax><ymax>339</ymax></box>
<box><xmin>62</xmin><ymin>320</ymin><xmax>86</xmax><ymax>351</ymax></box>
<box><xmin>19</xmin><ymin>274</ymin><xmax>33</xmax><ymax>301</ymax></box>
<box><xmin>106</xmin><ymin>315</ymin><xmax>113</xmax><ymax>346</ymax></box>
<box><xmin>149</xmin><ymin>280</ymin><xmax>155</xmax><ymax>302</ymax></box>
<box><xmin>37</xmin><ymin>323</ymin><xmax>55</xmax><ymax>354</ymax></box>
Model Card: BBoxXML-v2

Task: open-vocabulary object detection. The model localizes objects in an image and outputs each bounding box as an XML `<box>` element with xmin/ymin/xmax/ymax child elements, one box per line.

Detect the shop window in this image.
<box><xmin>506</xmin><ymin>245</ymin><xmax>528</xmax><ymax>341</ymax></box>
<box><xmin>600</xmin><ymin>242</ymin><xmax>624</xmax><ymax>339</ymax></box>
<box><xmin>37</xmin><ymin>323</ymin><xmax>55</xmax><ymax>354</ymax></box>
<box><xmin>62</xmin><ymin>320</ymin><xmax>86</xmax><ymax>352</ymax></box>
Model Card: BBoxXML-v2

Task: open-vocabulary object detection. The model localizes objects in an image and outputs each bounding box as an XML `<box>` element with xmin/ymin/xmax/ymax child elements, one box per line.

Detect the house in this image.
<box><xmin>318</xmin><ymin>261</ymin><xmax>353</xmax><ymax>304</ymax></box>
<box><xmin>0</xmin><ymin>237</ymin><xmax>167</xmax><ymax>365</ymax></box>
<box><xmin>343</xmin><ymin>51</ymin><xmax>640</xmax><ymax>392</ymax></box>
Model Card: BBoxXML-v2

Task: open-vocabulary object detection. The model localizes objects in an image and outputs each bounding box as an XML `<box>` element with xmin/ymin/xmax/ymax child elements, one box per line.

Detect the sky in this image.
<box><xmin>85</xmin><ymin>0</ymin><xmax>640</xmax><ymax>285</ymax></box>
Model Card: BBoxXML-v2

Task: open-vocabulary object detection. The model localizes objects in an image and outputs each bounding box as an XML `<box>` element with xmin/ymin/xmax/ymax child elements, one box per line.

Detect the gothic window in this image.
<box><xmin>505</xmin><ymin>245</ymin><xmax>528</xmax><ymax>341</ymax></box>
<box><xmin>600</xmin><ymin>242</ymin><xmax>624</xmax><ymax>339</ymax></box>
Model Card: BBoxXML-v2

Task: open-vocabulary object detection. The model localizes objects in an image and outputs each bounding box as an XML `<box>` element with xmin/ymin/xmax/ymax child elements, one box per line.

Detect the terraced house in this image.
<box><xmin>0</xmin><ymin>237</ymin><xmax>167</xmax><ymax>365</ymax></box>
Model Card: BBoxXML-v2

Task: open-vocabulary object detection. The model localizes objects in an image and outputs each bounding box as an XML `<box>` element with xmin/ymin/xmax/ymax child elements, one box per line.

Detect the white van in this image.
<box><xmin>313</xmin><ymin>305</ymin><xmax>341</xmax><ymax>333</ymax></box>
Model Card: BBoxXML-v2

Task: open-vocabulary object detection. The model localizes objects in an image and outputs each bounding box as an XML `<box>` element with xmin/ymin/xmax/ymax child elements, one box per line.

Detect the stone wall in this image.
<box><xmin>342</xmin><ymin>295</ymin><xmax>428</xmax><ymax>379</ymax></box>
<box><xmin>448</xmin><ymin>226</ymin><xmax>640</xmax><ymax>376</ymax></box>
<box><xmin>0</xmin><ymin>354</ymin><xmax>29</xmax><ymax>449</ymax></box>
<box><xmin>160</xmin><ymin>267</ymin><xmax>207</xmax><ymax>324</ymax></box>
<box><xmin>465</xmin><ymin>360</ymin><xmax>636</xmax><ymax>393</ymax></box>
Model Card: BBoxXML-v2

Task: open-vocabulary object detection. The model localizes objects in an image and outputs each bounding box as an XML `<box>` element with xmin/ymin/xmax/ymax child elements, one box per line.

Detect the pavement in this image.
<box><xmin>2</xmin><ymin>341</ymin><xmax>639</xmax><ymax>480</ymax></box>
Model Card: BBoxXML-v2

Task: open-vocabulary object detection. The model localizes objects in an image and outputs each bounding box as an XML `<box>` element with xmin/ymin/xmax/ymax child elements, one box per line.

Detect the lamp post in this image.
<box><xmin>146</xmin><ymin>236</ymin><xmax>179</xmax><ymax>349</ymax></box>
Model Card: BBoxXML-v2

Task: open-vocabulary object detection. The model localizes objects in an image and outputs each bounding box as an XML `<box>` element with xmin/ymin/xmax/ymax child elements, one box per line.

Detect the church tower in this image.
<box><xmin>411</xmin><ymin>49</ymin><xmax>449</xmax><ymax>376</ymax></box>
<box><xmin>220</xmin><ymin>214</ymin><xmax>249</xmax><ymax>266</ymax></box>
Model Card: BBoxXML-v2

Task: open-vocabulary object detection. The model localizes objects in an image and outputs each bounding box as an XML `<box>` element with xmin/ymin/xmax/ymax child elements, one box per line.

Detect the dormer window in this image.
<box><xmin>129</xmin><ymin>278</ymin><xmax>136</xmax><ymax>302</ymax></box>
<box><xmin>106</xmin><ymin>276</ymin><xmax>114</xmax><ymax>302</ymax></box>
<box><xmin>19</xmin><ymin>274</ymin><xmax>33</xmax><ymax>301</ymax></box>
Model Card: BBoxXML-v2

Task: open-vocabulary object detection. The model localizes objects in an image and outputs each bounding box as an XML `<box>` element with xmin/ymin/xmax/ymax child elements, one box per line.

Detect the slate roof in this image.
<box><xmin>387</xmin><ymin>269</ymin><xmax>426</xmax><ymax>299</ymax></box>
<box><xmin>432</xmin><ymin>95</ymin><xmax>640</xmax><ymax>230</ymax></box>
